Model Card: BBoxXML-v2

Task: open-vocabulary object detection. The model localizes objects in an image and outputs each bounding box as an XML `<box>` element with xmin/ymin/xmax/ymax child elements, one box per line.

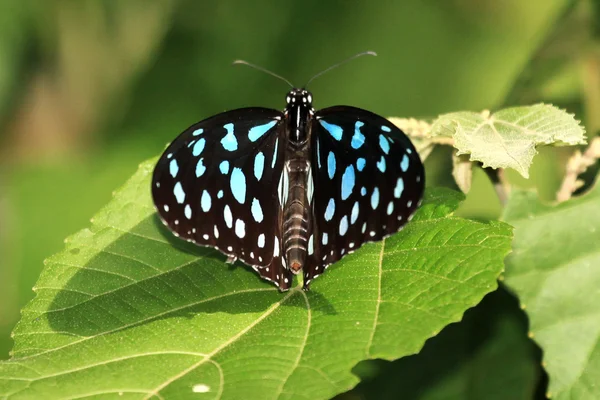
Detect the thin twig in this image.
<box><xmin>556</xmin><ymin>137</ymin><xmax>600</xmax><ymax>202</ymax></box>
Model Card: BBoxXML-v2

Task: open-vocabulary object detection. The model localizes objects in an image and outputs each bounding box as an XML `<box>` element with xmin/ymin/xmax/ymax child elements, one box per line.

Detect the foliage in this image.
<box><xmin>0</xmin><ymin>160</ymin><xmax>512</xmax><ymax>399</ymax></box>
<box><xmin>503</xmin><ymin>181</ymin><xmax>600</xmax><ymax>399</ymax></box>
<box><xmin>430</xmin><ymin>105</ymin><xmax>586</xmax><ymax>178</ymax></box>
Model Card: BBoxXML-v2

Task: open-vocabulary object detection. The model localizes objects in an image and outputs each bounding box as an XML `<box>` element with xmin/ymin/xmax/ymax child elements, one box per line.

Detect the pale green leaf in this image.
<box><xmin>0</xmin><ymin>160</ymin><xmax>512</xmax><ymax>400</ymax></box>
<box><xmin>430</xmin><ymin>104</ymin><xmax>586</xmax><ymax>178</ymax></box>
<box><xmin>503</xmin><ymin>181</ymin><xmax>600</xmax><ymax>399</ymax></box>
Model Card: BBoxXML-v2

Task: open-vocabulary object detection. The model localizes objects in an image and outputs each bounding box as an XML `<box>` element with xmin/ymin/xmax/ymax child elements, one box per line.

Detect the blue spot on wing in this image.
<box><xmin>381</xmin><ymin>125</ymin><xmax>391</xmax><ymax>132</ymax></box>
<box><xmin>379</xmin><ymin>135</ymin><xmax>390</xmax><ymax>154</ymax></box>
<box><xmin>251</xmin><ymin>198</ymin><xmax>264</xmax><ymax>222</ymax></box>
<box><xmin>356</xmin><ymin>158</ymin><xmax>366</xmax><ymax>171</ymax></box>
<box><xmin>201</xmin><ymin>190</ymin><xmax>211</xmax><ymax>212</ymax></box>
<box><xmin>221</xmin><ymin>124</ymin><xmax>238</xmax><ymax>151</ymax></box>
<box><xmin>377</xmin><ymin>155</ymin><xmax>386</xmax><ymax>172</ymax></box>
<box><xmin>219</xmin><ymin>160</ymin><xmax>230</xmax><ymax>174</ymax></box>
<box><xmin>351</xmin><ymin>201</ymin><xmax>359</xmax><ymax>224</ymax></box>
<box><xmin>254</xmin><ymin>152</ymin><xmax>265</xmax><ymax>180</ymax></box>
<box><xmin>341</xmin><ymin>165</ymin><xmax>355</xmax><ymax>200</ymax></box>
<box><xmin>394</xmin><ymin>177</ymin><xmax>404</xmax><ymax>198</ymax></box>
<box><xmin>193</xmin><ymin>138</ymin><xmax>206</xmax><ymax>156</ymax></box>
<box><xmin>401</xmin><ymin>154</ymin><xmax>410</xmax><ymax>172</ymax></box>
<box><xmin>319</xmin><ymin>120</ymin><xmax>343</xmax><ymax>141</ymax></box>
<box><xmin>230</xmin><ymin>167</ymin><xmax>246</xmax><ymax>204</ymax></box>
<box><xmin>325</xmin><ymin>198</ymin><xmax>335</xmax><ymax>221</ymax></box>
<box><xmin>327</xmin><ymin>152</ymin><xmax>336</xmax><ymax>179</ymax></box>
<box><xmin>339</xmin><ymin>216</ymin><xmax>348</xmax><ymax>236</ymax></box>
<box><xmin>196</xmin><ymin>158</ymin><xmax>206</xmax><ymax>177</ymax></box>
<box><xmin>224</xmin><ymin>205</ymin><xmax>233</xmax><ymax>228</ymax></box>
<box><xmin>351</xmin><ymin>121</ymin><xmax>365</xmax><ymax>149</ymax></box>
<box><xmin>192</xmin><ymin>128</ymin><xmax>204</xmax><ymax>136</ymax></box>
<box><xmin>248</xmin><ymin>120</ymin><xmax>277</xmax><ymax>142</ymax></box>
<box><xmin>371</xmin><ymin>187</ymin><xmax>379</xmax><ymax>209</ymax></box>
<box><xmin>174</xmin><ymin>182</ymin><xmax>185</xmax><ymax>204</ymax></box>
<box><xmin>169</xmin><ymin>159</ymin><xmax>179</xmax><ymax>178</ymax></box>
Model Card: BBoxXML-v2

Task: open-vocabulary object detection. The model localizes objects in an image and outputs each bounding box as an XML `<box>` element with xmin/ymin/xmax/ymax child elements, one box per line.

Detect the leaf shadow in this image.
<box><xmin>45</xmin><ymin>214</ymin><xmax>335</xmax><ymax>338</ymax></box>
<box><xmin>335</xmin><ymin>286</ymin><xmax>546</xmax><ymax>400</ymax></box>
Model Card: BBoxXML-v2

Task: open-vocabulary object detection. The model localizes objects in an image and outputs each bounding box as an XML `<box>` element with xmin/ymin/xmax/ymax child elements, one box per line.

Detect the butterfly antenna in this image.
<box><xmin>233</xmin><ymin>60</ymin><xmax>294</xmax><ymax>88</ymax></box>
<box><xmin>304</xmin><ymin>51</ymin><xmax>377</xmax><ymax>88</ymax></box>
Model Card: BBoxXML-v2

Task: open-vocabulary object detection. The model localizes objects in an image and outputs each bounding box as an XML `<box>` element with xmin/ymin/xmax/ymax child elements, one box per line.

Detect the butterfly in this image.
<box><xmin>152</xmin><ymin>52</ymin><xmax>425</xmax><ymax>291</ymax></box>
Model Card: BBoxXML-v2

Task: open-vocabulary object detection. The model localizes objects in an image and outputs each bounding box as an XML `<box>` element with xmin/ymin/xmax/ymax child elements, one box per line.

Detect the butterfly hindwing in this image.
<box><xmin>151</xmin><ymin>107</ymin><xmax>294</xmax><ymax>289</ymax></box>
<box><xmin>305</xmin><ymin>106</ymin><xmax>425</xmax><ymax>285</ymax></box>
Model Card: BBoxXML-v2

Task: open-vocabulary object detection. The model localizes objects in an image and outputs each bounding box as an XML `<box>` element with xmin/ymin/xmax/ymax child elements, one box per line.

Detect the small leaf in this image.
<box><xmin>503</xmin><ymin>180</ymin><xmax>600</xmax><ymax>399</ymax></box>
<box><xmin>0</xmin><ymin>160</ymin><xmax>512</xmax><ymax>400</ymax></box>
<box><xmin>452</xmin><ymin>151</ymin><xmax>473</xmax><ymax>194</ymax></box>
<box><xmin>431</xmin><ymin>105</ymin><xmax>586</xmax><ymax>178</ymax></box>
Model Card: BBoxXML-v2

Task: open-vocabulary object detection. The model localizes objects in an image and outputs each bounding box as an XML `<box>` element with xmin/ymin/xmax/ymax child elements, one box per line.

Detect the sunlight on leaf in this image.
<box><xmin>0</xmin><ymin>159</ymin><xmax>512</xmax><ymax>399</ymax></box>
<box><xmin>503</xmin><ymin>181</ymin><xmax>600</xmax><ymax>399</ymax></box>
<box><xmin>430</xmin><ymin>105</ymin><xmax>586</xmax><ymax>178</ymax></box>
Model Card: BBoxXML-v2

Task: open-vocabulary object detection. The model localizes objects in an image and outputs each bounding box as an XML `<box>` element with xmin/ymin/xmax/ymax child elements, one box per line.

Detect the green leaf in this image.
<box><xmin>0</xmin><ymin>160</ymin><xmax>512</xmax><ymax>400</ymax></box>
<box><xmin>430</xmin><ymin>104</ymin><xmax>586</xmax><ymax>178</ymax></box>
<box><xmin>338</xmin><ymin>288</ymin><xmax>541</xmax><ymax>400</ymax></box>
<box><xmin>503</xmin><ymin>181</ymin><xmax>600</xmax><ymax>399</ymax></box>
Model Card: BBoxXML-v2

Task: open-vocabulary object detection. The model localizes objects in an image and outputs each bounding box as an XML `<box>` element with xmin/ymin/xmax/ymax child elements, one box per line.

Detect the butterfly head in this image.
<box><xmin>285</xmin><ymin>89</ymin><xmax>314</xmax><ymax>143</ymax></box>
<box><xmin>285</xmin><ymin>88</ymin><xmax>313</xmax><ymax>108</ymax></box>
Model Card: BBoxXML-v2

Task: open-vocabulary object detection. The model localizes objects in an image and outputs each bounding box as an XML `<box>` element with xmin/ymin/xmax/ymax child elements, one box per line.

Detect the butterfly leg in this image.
<box><xmin>225</xmin><ymin>255</ymin><xmax>237</xmax><ymax>264</ymax></box>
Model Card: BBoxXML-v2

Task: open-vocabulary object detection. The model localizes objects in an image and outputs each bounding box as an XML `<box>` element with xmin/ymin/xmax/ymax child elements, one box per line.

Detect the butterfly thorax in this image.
<box><xmin>282</xmin><ymin>89</ymin><xmax>315</xmax><ymax>274</ymax></box>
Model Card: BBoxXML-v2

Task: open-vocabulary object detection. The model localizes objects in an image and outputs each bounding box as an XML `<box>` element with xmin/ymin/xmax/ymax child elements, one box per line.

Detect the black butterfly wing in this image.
<box><xmin>152</xmin><ymin>107</ymin><xmax>294</xmax><ymax>290</ymax></box>
<box><xmin>305</xmin><ymin>106</ymin><xmax>425</xmax><ymax>287</ymax></box>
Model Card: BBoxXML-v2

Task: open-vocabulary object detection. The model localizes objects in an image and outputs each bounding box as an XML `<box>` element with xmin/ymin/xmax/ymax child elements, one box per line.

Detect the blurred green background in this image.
<box><xmin>0</xmin><ymin>0</ymin><xmax>598</xmax><ymax>388</ymax></box>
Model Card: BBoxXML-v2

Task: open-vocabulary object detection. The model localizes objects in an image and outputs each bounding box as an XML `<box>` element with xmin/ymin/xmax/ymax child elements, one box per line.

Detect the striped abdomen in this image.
<box><xmin>282</xmin><ymin>159</ymin><xmax>311</xmax><ymax>274</ymax></box>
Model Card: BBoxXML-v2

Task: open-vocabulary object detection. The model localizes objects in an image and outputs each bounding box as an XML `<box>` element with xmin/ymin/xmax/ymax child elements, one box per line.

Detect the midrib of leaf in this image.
<box><xmin>273</xmin><ymin>290</ymin><xmax>311</xmax><ymax>399</ymax></box>
<box><xmin>365</xmin><ymin>237</ymin><xmax>385</xmax><ymax>357</ymax></box>
<box><xmin>487</xmin><ymin>121</ymin><xmax>525</xmax><ymax>173</ymax></box>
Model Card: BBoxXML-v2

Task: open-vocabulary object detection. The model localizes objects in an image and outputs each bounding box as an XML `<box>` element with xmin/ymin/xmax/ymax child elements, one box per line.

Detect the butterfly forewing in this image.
<box><xmin>305</xmin><ymin>106</ymin><xmax>425</xmax><ymax>285</ymax></box>
<box><xmin>152</xmin><ymin>107</ymin><xmax>294</xmax><ymax>289</ymax></box>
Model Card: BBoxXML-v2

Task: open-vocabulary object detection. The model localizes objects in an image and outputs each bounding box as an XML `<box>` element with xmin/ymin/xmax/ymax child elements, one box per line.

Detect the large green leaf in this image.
<box><xmin>503</xmin><ymin>181</ymin><xmax>600</xmax><ymax>399</ymax></box>
<box><xmin>0</xmin><ymin>160</ymin><xmax>512</xmax><ymax>399</ymax></box>
<box><xmin>430</xmin><ymin>105</ymin><xmax>586</xmax><ymax>178</ymax></box>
